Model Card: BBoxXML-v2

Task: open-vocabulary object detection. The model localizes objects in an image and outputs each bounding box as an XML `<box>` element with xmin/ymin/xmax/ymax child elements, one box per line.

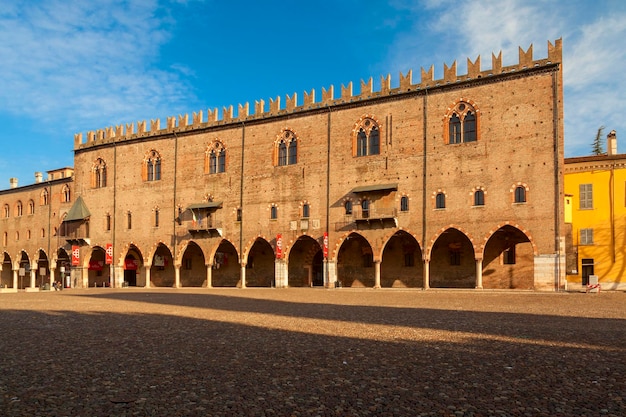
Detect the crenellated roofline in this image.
<box><xmin>74</xmin><ymin>39</ymin><xmax>562</xmax><ymax>150</ymax></box>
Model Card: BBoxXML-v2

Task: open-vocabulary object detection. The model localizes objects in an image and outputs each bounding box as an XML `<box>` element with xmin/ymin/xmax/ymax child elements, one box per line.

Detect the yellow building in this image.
<box><xmin>564</xmin><ymin>130</ymin><xmax>626</xmax><ymax>290</ymax></box>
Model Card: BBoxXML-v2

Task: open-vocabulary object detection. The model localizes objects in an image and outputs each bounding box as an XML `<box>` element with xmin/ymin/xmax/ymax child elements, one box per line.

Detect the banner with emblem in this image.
<box><xmin>105</xmin><ymin>243</ymin><xmax>113</xmax><ymax>265</ymax></box>
<box><xmin>276</xmin><ymin>234</ymin><xmax>282</xmax><ymax>259</ymax></box>
<box><xmin>323</xmin><ymin>232</ymin><xmax>329</xmax><ymax>259</ymax></box>
<box><xmin>71</xmin><ymin>245</ymin><xmax>80</xmax><ymax>266</ymax></box>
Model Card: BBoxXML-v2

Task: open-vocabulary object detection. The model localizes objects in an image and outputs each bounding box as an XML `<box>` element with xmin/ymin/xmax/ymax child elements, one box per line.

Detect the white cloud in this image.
<box><xmin>0</xmin><ymin>0</ymin><xmax>193</xmax><ymax>132</ymax></box>
<box><xmin>385</xmin><ymin>0</ymin><xmax>626</xmax><ymax>157</ymax></box>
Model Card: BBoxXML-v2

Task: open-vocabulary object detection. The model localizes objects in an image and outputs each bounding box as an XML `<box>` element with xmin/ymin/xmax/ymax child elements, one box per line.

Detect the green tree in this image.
<box><xmin>592</xmin><ymin>126</ymin><xmax>605</xmax><ymax>155</ymax></box>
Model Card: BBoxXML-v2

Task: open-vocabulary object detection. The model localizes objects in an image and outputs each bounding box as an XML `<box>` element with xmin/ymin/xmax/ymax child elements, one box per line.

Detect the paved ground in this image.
<box><xmin>0</xmin><ymin>288</ymin><xmax>624</xmax><ymax>417</ymax></box>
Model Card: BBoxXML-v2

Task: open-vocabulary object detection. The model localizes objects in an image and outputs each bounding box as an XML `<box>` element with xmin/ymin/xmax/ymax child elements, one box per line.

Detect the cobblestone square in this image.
<box><xmin>1</xmin><ymin>288</ymin><xmax>624</xmax><ymax>416</ymax></box>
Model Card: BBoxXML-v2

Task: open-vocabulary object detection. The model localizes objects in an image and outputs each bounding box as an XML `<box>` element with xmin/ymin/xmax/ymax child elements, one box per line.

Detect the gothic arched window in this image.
<box><xmin>354</xmin><ymin>117</ymin><xmax>381</xmax><ymax>157</ymax></box>
<box><xmin>276</xmin><ymin>129</ymin><xmax>298</xmax><ymax>166</ymax></box>
<box><xmin>446</xmin><ymin>101</ymin><xmax>479</xmax><ymax>144</ymax></box>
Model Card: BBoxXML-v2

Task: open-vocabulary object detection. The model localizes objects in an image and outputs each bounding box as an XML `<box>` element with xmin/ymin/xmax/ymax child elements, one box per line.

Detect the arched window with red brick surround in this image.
<box><xmin>353</xmin><ymin>116</ymin><xmax>381</xmax><ymax>157</ymax></box>
<box><xmin>275</xmin><ymin>129</ymin><xmax>298</xmax><ymax>166</ymax></box>
<box><xmin>445</xmin><ymin>100</ymin><xmax>479</xmax><ymax>144</ymax></box>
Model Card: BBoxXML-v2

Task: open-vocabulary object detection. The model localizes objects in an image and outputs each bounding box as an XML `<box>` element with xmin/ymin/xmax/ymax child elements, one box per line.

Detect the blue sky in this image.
<box><xmin>0</xmin><ymin>0</ymin><xmax>624</xmax><ymax>188</ymax></box>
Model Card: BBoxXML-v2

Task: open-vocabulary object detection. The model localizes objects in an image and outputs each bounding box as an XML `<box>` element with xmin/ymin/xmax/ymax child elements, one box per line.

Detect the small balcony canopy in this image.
<box><xmin>186</xmin><ymin>202</ymin><xmax>223</xmax><ymax>211</ymax></box>
<box><xmin>63</xmin><ymin>196</ymin><xmax>91</xmax><ymax>222</ymax></box>
<box><xmin>351</xmin><ymin>183</ymin><xmax>398</xmax><ymax>194</ymax></box>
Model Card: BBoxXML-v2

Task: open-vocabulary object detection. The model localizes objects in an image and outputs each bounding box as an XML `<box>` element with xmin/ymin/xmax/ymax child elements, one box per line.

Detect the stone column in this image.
<box><xmin>175</xmin><ymin>265</ymin><xmax>181</xmax><ymax>288</ymax></box>
<box><xmin>325</xmin><ymin>260</ymin><xmax>337</xmax><ymax>288</ymax></box>
<box><xmin>423</xmin><ymin>258</ymin><xmax>430</xmax><ymax>289</ymax></box>
<box><xmin>49</xmin><ymin>267</ymin><xmax>56</xmax><ymax>288</ymax></box>
<box><xmin>374</xmin><ymin>260</ymin><xmax>381</xmax><ymax>289</ymax></box>
<box><xmin>114</xmin><ymin>265</ymin><xmax>125</xmax><ymax>288</ymax></box>
<box><xmin>240</xmin><ymin>262</ymin><xmax>247</xmax><ymax>288</ymax></box>
<box><xmin>475</xmin><ymin>258</ymin><xmax>483</xmax><ymax>289</ymax></box>
<box><xmin>29</xmin><ymin>267</ymin><xmax>36</xmax><ymax>289</ymax></box>
<box><xmin>274</xmin><ymin>259</ymin><xmax>288</xmax><ymax>288</ymax></box>
<box><xmin>145</xmin><ymin>265</ymin><xmax>151</xmax><ymax>288</ymax></box>
<box><xmin>206</xmin><ymin>264</ymin><xmax>213</xmax><ymax>288</ymax></box>
<box><xmin>13</xmin><ymin>268</ymin><xmax>18</xmax><ymax>289</ymax></box>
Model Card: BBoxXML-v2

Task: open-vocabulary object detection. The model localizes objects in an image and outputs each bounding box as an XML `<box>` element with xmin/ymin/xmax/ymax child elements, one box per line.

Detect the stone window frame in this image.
<box><xmin>274</xmin><ymin>128</ymin><xmax>298</xmax><ymax>167</ymax></box>
<box><xmin>206</xmin><ymin>139</ymin><xmax>227</xmax><ymax>174</ymax></box>
<box><xmin>400</xmin><ymin>195</ymin><xmax>409</xmax><ymax>212</ymax></box>
<box><xmin>92</xmin><ymin>158</ymin><xmax>107</xmax><ymax>188</ymax></box>
<box><xmin>61</xmin><ymin>185</ymin><xmax>71</xmax><ymax>203</ymax></box>
<box><xmin>443</xmin><ymin>99</ymin><xmax>480</xmax><ymax>145</ymax></box>
<box><xmin>352</xmin><ymin>115</ymin><xmax>382</xmax><ymax>157</ymax></box>
<box><xmin>270</xmin><ymin>204</ymin><xmax>278</xmax><ymax>220</ymax></box>
<box><xmin>511</xmin><ymin>182</ymin><xmax>529</xmax><ymax>204</ymax></box>
<box><xmin>472</xmin><ymin>186</ymin><xmax>486</xmax><ymax>207</ymax></box>
<box><xmin>143</xmin><ymin>150</ymin><xmax>162</xmax><ymax>182</ymax></box>
<box><xmin>433</xmin><ymin>190</ymin><xmax>447</xmax><ymax>209</ymax></box>
<box><xmin>40</xmin><ymin>188</ymin><xmax>49</xmax><ymax>206</ymax></box>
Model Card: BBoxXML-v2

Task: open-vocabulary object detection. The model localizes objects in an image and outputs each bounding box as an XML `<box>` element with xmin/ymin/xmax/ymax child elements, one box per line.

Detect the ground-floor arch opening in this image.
<box><xmin>34</xmin><ymin>250</ymin><xmax>50</xmax><ymax>289</ymax></box>
<box><xmin>57</xmin><ymin>248</ymin><xmax>71</xmax><ymax>288</ymax></box>
<box><xmin>88</xmin><ymin>247</ymin><xmax>110</xmax><ymax>287</ymax></box>
<box><xmin>180</xmin><ymin>241</ymin><xmax>206</xmax><ymax>287</ymax></box>
<box><xmin>288</xmin><ymin>236</ymin><xmax>323</xmax><ymax>287</ymax></box>
<box><xmin>482</xmin><ymin>225</ymin><xmax>534</xmax><ymax>289</ymax></box>
<box><xmin>430</xmin><ymin>228</ymin><xmax>475</xmax><ymax>288</ymax></box>
<box><xmin>246</xmin><ymin>238</ymin><xmax>275</xmax><ymax>287</ymax></box>
<box><xmin>212</xmin><ymin>240</ymin><xmax>239</xmax><ymax>287</ymax></box>
<box><xmin>1</xmin><ymin>252</ymin><xmax>13</xmax><ymax>288</ymax></box>
<box><xmin>381</xmin><ymin>231</ymin><xmax>423</xmax><ymax>288</ymax></box>
<box><xmin>123</xmin><ymin>245</ymin><xmax>143</xmax><ymax>287</ymax></box>
<box><xmin>151</xmin><ymin>244</ymin><xmax>175</xmax><ymax>287</ymax></box>
<box><xmin>17</xmin><ymin>251</ymin><xmax>31</xmax><ymax>289</ymax></box>
<box><xmin>337</xmin><ymin>233</ymin><xmax>375</xmax><ymax>287</ymax></box>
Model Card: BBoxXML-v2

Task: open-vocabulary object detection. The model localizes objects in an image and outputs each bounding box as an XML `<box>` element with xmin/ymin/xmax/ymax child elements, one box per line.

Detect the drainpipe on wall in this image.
<box><xmin>552</xmin><ymin>69</ymin><xmax>562</xmax><ymax>291</ymax></box>
<box><xmin>325</xmin><ymin>107</ymin><xmax>331</xmax><ymax>287</ymax></box>
<box><xmin>239</xmin><ymin>122</ymin><xmax>245</xmax><ymax>286</ymax></box>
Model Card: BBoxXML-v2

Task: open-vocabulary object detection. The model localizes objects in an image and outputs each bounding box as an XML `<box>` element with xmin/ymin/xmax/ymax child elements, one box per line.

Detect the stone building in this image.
<box><xmin>0</xmin><ymin>39</ymin><xmax>565</xmax><ymax>292</ymax></box>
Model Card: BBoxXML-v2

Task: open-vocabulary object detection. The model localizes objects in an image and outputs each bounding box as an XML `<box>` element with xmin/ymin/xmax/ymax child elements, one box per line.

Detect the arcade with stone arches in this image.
<box><xmin>52</xmin><ymin>223</ymin><xmax>536</xmax><ymax>290</ymax></box>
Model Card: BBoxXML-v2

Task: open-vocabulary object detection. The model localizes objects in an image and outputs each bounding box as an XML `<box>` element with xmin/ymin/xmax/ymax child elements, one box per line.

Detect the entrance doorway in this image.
<box><xmin>581</xmin><ymin>258</ymin><xmax>594</xmax><ymax>286</ymax></box>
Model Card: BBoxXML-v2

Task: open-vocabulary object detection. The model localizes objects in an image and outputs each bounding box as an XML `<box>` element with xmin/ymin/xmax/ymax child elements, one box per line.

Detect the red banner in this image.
<box><xmin>276</xmin><ymin>234</ymin><xmax>282</xmax><ymax>259</ymax></box>
<box><xmin>89</xmin><ymin>260</ymin><xmax>104</xmax><ymax>271</ymax></box>
<box><xmin>105</xmin><ymin>243</ymin><xmax>113</xmax><ymax>265</ymax></box>
<box><xmin>124</xmin><ymin>258</ymin><xmax>139</xmax><ymax>270</ymax></box>
<box><xmin>323</xmin><ymin>232</ymin><xmax>329</xmax><ymax>259</ymax></box>
<box><xmin>71</xmin><ymin>245</ymin><xmax>80</xmax><ymax>266</ymax></box>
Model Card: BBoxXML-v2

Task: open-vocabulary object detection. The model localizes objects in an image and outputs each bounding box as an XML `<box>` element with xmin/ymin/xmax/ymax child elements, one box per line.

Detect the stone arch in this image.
<box><xmin>425</xmin><ymin>225</ymin><xmax>477</xmax><ymax>260</ymax></box>
<box><xmin>245</xmin><ymin>237</ymin><xmax>275</xmax><ymax>287</ymax></box>
<box><xmin>34</xmin><ymin>248</ymin><xmax>50</xmax><ymax>288</ymax></box>
<box><xmin>86</xmin><ymin>246</ymin><xmax>110</xmax><ymax>287</ymax></box>
<box><xmin>380</xmin><ymin>229</ymin><xmax>423</xmax><ymax>288</ymax></box>
<box><xmin>336</xmin><ymin>232</ymin><xmax>375</xmax><ymax>287</ymax></box>
<box><xmin>1</xmin><ymin>252</ymin><xmax>13</xmax><ymax>288</ymax></box>
<box><xmin>481</xmin><ymin>224</ymin><xmax>536</xmax><ymax>289</ymax></box>
<box><xmin>16</xmin><ymin>250</ymin><xmax>30</xmax><ymax>289</ymax></box>
<box><xmin>428</xmin><ymin>227</ymin><xmax>476</xmax><ymax>288</ymax></box>
<box><xmin>179</xmin><ymin>241</ymin><xmax>207</xmax><ymax>287</ymax></box>
<box><xmin>287</xmin><ymin>235</ymin><xmax>324</xmax><ymax>287</ymax></box>
<box><xmin>55</xmin><ymin>247</ymin><xmax>71</xmax><ymax>288</ymax></box>
<box><xmin>121</xmin><ymin>244</ymin><xmax>144</xmax><ymax>287</ymax></box>
<box><xmin>211</xmin><ymin>239</ymin><xmax>240</xmax><ymax>287</ymax></box>
<box><xmin>150</xmin><ymin>243</ymin><xmax>175</xmax><ymax>287</ymax></box>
